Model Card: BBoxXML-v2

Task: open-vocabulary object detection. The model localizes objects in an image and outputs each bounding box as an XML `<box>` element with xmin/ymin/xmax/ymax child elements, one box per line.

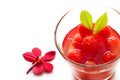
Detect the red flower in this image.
<box><xmin>23</xmin><ymin>47</ymin><xmax>56</xmax><ymax>75</ymax></box>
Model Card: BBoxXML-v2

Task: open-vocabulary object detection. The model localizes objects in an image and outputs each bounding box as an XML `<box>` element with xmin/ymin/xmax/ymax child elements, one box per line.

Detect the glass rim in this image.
<box><xmin>54</xmin><ymin>5</ymin><xmax>120</xmax><ymax>67</ymax></box>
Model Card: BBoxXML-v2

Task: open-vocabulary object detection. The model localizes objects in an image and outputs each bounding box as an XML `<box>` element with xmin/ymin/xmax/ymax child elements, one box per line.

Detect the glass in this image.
<box><xmin>54</xmin><ymin>4</ymin><xmax>120</xmax><ymax>80</ymax></box>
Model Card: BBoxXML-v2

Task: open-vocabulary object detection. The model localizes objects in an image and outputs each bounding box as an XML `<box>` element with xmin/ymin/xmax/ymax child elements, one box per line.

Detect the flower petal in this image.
<box><xmin>43</xmin><ymin>62</ymin><xmax>53</xmax><ymax>72</ymax></box>
<box><xmin>42</xmin><ymin>51</ymin><xmax>56</xmax><ymax>61</ymax></box>
<box><xmin>23</xmin><ymin>52</ymin><xmax>36</xmax><ymax>62</ymax></box>
<box><xmin>32</xmin><ymin>63</ymin><xmax>44</xmax><ymax>75</ymax></box>
<box><xmin>32</xmin><ymin>47</ymin><xmax>41</xmax><ymax>57</ymax></box>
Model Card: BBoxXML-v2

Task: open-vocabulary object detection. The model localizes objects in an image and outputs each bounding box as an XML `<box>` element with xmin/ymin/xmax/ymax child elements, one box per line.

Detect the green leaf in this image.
<box><xmin>94</xmin><ymin>12</ymin><xmax>108</xmax><ymax>34</ymax></box>
<box><xmin>80</xmin><ymin>10</ymin><xmax>92</xmax><ymax>30</ymax></box>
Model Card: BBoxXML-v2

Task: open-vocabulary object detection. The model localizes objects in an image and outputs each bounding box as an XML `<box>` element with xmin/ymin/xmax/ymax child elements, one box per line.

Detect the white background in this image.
<box><xmin>0</xmin><ymin>0</ymin><xmax>120</xmax><ymax>80</ymax></box>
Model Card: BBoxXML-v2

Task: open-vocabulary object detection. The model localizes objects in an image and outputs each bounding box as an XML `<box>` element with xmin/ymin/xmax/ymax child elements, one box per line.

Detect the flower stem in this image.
<box><xmin>26</xmin><ymin>62</ymin><xmax>37</xmax><ymax>74</ymax></box>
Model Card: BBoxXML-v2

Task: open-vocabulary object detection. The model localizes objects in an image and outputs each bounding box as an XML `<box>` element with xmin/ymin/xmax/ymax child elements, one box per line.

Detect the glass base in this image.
<box><xmin>73</xmin><ymin>73</ymin><xmax>115</xmax><ymax>80</ymax></box>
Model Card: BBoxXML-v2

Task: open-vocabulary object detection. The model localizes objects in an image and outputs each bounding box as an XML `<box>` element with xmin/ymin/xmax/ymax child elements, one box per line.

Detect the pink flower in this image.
<box><xmin>23</xmin><ymin>47</ymin><xmax>56</xmax><ymax>75</ymax></box>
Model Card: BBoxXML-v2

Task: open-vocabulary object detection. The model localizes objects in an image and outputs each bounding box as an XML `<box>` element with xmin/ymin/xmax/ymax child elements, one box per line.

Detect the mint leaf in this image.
<box><xmin>94</xmin><ymin>12</ymin><xmax>108</xmax><ymax>34</ymax></box>
<box><xmin>80</xmin><ymin>10</ymin><xmax>92</xmax><ymax>30</ymax></box>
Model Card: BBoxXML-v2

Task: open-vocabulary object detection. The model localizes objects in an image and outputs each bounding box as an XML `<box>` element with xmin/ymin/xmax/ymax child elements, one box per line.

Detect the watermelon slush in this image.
<box><xmin>62</xmin><ymin>24</ymin><xmax>120</xmax><ymax>80</ymax></box>
<box><xmin>54</xmin><ymin>6</ymin><xmax>120</xmax><ymax>80</ymax></box>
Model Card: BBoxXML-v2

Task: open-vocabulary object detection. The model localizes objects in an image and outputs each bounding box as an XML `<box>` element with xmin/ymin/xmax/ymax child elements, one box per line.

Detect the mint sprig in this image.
<box><xmin>80</xmin><ymin>10</ymin><xmax>108</xmax><ymax>34</ymax></box>
<box><xmin>94</xmin><ymin>12</ymin><xmax>108</xmax><ymax>34</ymax></box>
<box><xmin>80</xmin><ymin>10</ymin><xmax>92</xmax><ymax>30</ymax></box>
